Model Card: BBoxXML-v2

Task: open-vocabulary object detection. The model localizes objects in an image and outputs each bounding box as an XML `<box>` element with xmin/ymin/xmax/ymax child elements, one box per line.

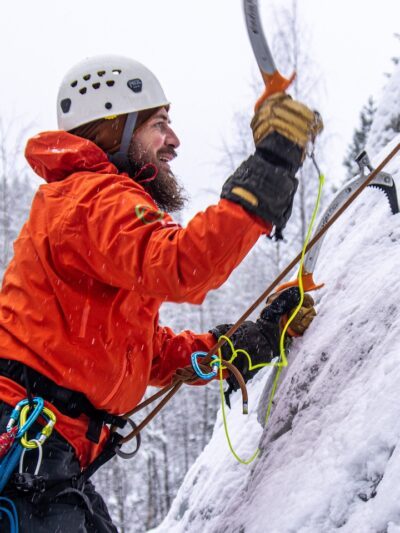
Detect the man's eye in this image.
<box><xmin>154</xmin><ymin>122</ymin><xmax>167</xmax><ymax>131</ymax></box>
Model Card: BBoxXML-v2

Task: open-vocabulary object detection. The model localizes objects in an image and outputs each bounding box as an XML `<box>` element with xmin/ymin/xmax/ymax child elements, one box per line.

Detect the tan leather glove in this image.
<box><xmin>251</xmin><ymin>92</ymin><xmax>324</xmax><ymax>154</ymax></box>
<box><xmin>283</xmin><ymin>293</ymin><xmax>317</xmax><ymax>337</ymax></box>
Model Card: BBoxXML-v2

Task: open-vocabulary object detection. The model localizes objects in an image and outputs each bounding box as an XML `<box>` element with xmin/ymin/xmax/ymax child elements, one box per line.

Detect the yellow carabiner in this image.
<box><xmin>20</xmin><ymin>406</ymin><xmax>57</xmax><ymax>449</ymax></box>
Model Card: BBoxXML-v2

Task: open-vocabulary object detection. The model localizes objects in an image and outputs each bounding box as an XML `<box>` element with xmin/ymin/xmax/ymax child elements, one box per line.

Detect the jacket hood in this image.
<box><xmin>25</xmin><ymin>131</ymin><xmax>119</xmax><ymax>183</ymax></box>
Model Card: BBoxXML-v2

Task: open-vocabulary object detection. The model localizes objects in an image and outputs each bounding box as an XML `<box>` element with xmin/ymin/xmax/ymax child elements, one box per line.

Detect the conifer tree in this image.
<box><xmin>343</xmin><ymin>97</ymin><xmax>376</xmax><ymax>179</ymax></box>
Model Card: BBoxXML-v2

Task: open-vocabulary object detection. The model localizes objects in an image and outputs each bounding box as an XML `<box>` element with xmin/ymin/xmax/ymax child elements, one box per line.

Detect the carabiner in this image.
<box><xmin>20</xmin><ymin>406</ymin><xmax>56</xmax><ymax>449</ymax></box>
<box><xmin>191</xmin><ymin>352</ymin><xmax>220</xmax><ymax>380</ymax></box>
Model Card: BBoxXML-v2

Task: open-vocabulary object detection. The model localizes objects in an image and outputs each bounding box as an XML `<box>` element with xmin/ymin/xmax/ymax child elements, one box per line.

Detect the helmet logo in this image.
<box><xmin>127</xmin><ymin>79</ymin><xmax>142</xmax><ymax>93</ymax></box>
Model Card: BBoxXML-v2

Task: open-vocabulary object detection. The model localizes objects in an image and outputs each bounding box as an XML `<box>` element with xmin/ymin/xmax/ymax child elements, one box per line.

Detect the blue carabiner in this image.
<box><xmin>191</xmin><ymin>352</ymin><xmax>220</xmax><ymax>380</ymax></box>
<box><xmin>7</xmin><ymin>397</ymin><xmax>44</xmax><ymax>438</ymax></box>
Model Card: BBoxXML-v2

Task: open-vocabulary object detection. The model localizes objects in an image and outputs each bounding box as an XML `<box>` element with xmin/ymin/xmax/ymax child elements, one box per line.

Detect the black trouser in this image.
<box><xmin>0</xmin><ymin>401</ymin><xmax>117</xmax><ymax>532</ymax></box>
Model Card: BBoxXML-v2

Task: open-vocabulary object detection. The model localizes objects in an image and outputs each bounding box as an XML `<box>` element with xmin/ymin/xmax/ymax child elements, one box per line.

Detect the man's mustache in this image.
<box><xmin>157</xmin><ymin>148</ymin><xmax>177</xmax><ymax>160</ymax></box>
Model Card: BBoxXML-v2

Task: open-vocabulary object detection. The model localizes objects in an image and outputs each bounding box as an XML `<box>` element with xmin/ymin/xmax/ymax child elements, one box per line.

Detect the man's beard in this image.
<box><xmin>129</xmin><ymin>147</ymin><xmax>187</xmax><ymax>213</ymax></box>
<box><xmin>143</xmin><ymin>166</ymin><xmax>187</xmax><ymax>213</ymax></box>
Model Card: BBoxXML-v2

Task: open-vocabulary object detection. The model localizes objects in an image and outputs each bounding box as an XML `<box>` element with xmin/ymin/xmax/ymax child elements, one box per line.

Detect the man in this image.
<box><xmin>0</xmin><ymin>55</ymin><xmax>321</xmax><ymax>531</ymax></box>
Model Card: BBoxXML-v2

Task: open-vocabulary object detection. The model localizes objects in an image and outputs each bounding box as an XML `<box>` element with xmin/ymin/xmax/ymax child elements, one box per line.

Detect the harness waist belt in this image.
<box><xmin>0</xmin><ymin>358</ymin><xmax>126</xmax><ymax>443</ymax></box>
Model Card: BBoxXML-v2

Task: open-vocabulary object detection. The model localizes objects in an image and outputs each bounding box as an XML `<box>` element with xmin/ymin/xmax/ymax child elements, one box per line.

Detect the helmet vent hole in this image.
<box><xmin>97</xmin><ymin>70</ymin><xmax>106</xmax><ymax>77</ymax></box>
<box><xmin>79</xmin><ymin>87</ymin><xmax>87</xmax><ymax>95</ymax></box>
<box><xmin>106</xmin><ymin>80</ymin><xmax>115</xmax><ymax>87</ymax></box>
<box><xmin>92</xmin><ymin>82</ymin><xmax>101</xmax><ymax>89</ymax></box>
<box><xmin>112</xmin><ymin>69</ymin><xmax>122</xmax><ymax>75</ymax></box>
<box><xmin>60</xmin><ymin>98</ymin><xmax>71</xmax><ymax>113</ymax></box>
<box><xmin>83</xmin><ymin>74</ymin><xmax>91</xmax><ymax>81</ymax></box>
<box><xmin>105</xmin><ymin>102</ymin><xmax>112</xmax><ymax>110</ymax></box>
<box><xmin>70</xmin><ymin>80</ymin><xmax>78</xmax><ymax>88</ymax></box>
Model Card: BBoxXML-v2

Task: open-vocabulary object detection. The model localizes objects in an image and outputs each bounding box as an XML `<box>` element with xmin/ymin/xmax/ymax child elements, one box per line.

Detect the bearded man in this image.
<box><xmin>0</xmin><ymin>55</ymin><xmax>321</xmax><ymax>531</ymax></box>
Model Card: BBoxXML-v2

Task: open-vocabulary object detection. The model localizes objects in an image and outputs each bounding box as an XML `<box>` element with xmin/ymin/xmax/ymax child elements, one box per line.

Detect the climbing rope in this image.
<box><xmin>0</xmin><ymin>497</ymin><xmax>18</xmax><ymax>533</ymax></box>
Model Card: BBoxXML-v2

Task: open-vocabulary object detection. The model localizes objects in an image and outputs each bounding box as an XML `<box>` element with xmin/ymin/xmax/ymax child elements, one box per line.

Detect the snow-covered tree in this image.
<box><xmin>0</xmin><ymin>117</ymin><xmax>37</xmax><ymax>279</ymax></box>
<box><xmin>343</xmin><ymin>97</ymin><xmax>376</xmax><ymax>179</ymax></box>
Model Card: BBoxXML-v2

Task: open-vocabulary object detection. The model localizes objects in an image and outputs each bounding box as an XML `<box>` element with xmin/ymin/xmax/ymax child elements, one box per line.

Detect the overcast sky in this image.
<box><xmin>1</xmin><ymin>0</ymin><xmax>399</xmax><ymax>214</ymax></box>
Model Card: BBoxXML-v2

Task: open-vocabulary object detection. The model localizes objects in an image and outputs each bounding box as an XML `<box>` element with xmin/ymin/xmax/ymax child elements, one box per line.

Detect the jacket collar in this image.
<box><xmin>25</xmin><ymin>131</ymin><xmax>119</xmax><ymax>183</ymax></box>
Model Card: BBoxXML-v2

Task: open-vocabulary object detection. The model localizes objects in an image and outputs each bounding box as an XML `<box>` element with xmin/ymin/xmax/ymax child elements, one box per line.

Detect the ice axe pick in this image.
<box><xmin>243</xmin><ymin>0</ymin><xmax>295</xmax><ymax>108</ymax></box>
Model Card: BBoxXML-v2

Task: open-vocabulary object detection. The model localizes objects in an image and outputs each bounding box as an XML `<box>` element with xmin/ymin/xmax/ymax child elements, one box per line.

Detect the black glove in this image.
<box><xmin>258</xmin><ymin>286</ymin><xmax>303</xmax><ymax>326</ymax></box>
<box><xmin>211</xmin><ymin>287</ymin><xmax>304</xmax><ymax>406</ymax></box>
<box><xmin>221</xmin><ymin>93</ymin><xmax>323</xmax><ymax>231</ymax></box>
<box><xmin>220</xmin><ymin>145</ymin><xmax>299</xmax><ymax>230</ymax></box>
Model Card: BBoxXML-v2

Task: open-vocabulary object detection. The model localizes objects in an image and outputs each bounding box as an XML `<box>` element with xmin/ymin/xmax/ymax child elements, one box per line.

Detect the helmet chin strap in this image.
<box><xmin>108</xmin><ymin>112</ymin><xmax>138</xmax><ymax>176</ymax></box>
<box><xmin>108</xmin><ymin>111</ymin><xmax>159</xmax><ymax>184</ymax></box>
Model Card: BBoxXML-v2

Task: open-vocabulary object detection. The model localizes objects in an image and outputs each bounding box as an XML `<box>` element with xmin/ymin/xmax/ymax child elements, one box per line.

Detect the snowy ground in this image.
<box><xmin>150</xmin><ymin>135</ymin><xmax>400</xmax><ymax>533</ymax></box>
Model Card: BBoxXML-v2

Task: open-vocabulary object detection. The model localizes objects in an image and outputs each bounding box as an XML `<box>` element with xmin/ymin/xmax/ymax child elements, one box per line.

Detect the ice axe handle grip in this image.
<box><xmin>255</xmin><ymin>70</ymin><xmax>296</xmax><ymax>111</ymax></box>
<box><xmin>275</xmin><ymin>272</ymin><xmax>324</xmax><ymax>293</ymax></box>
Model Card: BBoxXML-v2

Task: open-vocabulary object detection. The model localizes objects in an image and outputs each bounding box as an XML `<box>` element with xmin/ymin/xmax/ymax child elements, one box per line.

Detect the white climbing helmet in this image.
<box><xmin>57</xmin><ymin>55</ymin><xmax>169</xmax><ymax>131</ymax></box>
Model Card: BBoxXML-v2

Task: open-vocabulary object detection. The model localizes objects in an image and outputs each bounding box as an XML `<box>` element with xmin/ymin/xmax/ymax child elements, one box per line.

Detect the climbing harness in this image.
<box><xmin>0</xmin><ymin>362</ymin><xmax>131</xmax><ymax>525</ymax></box>
<box><xmin>0</xmin><ymin>359</ymin><xmax>127</xmax><ymax>444</ymax></box>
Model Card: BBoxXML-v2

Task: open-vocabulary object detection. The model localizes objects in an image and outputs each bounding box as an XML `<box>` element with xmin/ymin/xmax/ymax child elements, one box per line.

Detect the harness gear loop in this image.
<box><xmin>19</xmin><ymin>439</ymin><xmax>43</xmax><ymax>476</ymax></box>
<box><xmin>115</xmin><ymin>418</ymin><xmax>141</xmax><ymax>459</ymax></box>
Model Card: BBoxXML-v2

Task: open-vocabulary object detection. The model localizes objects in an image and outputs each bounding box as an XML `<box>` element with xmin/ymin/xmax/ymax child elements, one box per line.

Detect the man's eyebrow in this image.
<box><xmin>152</xmin><ymin>113</ymin><xmax>171</xmax><ymax>124</ymax></box>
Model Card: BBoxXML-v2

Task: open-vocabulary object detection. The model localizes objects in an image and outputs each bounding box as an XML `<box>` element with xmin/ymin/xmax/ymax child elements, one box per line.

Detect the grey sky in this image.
<box><xmin>1</xmin><ymin>0</ymin><xmax>399</xmax><ymax>214</ymax></box>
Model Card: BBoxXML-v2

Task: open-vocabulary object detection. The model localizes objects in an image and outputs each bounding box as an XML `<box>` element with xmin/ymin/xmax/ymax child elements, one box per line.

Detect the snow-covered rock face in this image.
<box><xmin>151</xmin><ymin>132</ymin><xmax>400</xmax><ymax>531</ymax></box>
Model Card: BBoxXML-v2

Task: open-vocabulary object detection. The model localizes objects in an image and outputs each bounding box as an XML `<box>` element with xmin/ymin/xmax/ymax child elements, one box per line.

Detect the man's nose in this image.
<box><xmin>166</xmin><ymin>127</ymin><xmax>180</xmax><ymax>149</ymax></box>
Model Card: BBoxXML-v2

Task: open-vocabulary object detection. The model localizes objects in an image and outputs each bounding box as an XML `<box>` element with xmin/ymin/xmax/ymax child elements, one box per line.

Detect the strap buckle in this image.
<box><xmin>12</xmin><ymin>472</ymin><xmax>46</xmax><ymax>493</ymax></box>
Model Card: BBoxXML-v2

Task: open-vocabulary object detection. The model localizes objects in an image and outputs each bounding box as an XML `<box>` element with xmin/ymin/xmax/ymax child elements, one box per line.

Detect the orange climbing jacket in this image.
<box><xmin>0</xmin><ymin>131</ymin><xmax>270</xmax><ymax>467</ymax></box>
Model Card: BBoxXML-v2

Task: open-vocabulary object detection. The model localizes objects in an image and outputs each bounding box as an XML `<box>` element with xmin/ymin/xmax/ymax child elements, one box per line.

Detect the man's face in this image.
<box><xmin>129</xmin><ymin>108</ymin><xmax>186</xmax><ymax>212</ymax></box>
<box><xmin>130</xmin><ymin>108</ymin><xmax>180</xmax><ymax>172</ymax></box>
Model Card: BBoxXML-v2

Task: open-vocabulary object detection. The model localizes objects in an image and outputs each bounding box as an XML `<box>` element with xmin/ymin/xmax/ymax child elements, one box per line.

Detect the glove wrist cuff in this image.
<box><xmin>256</xmin><ymin>131</ymin><xmax>304</xmax><ymax>172</ymax></box>
<box><xmin>221</xmin><ymin>153</ymin><xmax>298</xmax><ymax>229</ymax></box>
